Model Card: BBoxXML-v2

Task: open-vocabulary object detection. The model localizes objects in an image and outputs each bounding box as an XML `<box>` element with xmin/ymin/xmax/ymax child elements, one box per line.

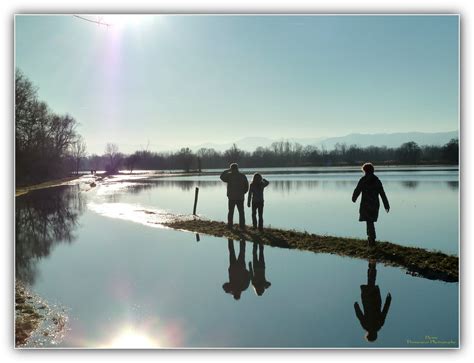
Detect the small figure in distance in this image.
<box><xmin>249</xmin><ymin>242</ymin><xmax>271</xmax><ymax>296</ymax></box>
<box><xmin>354</xmin><ymin>260</ymin><xmax>392</xmax><ymax>342</ymax></box>
<box><xmin>352</xmin><ymin>163</ymin><xmax>390</xmax><ymax>247</ymax></box>
<box><xmin>247</xmin><ymin>173</ymin><xmax>269</xmax><ymax>231</ymax></box>
<box><xmin>220</xmin><ymin>163</ymin><xmax>249</xmax><ymax>229</ymax></box>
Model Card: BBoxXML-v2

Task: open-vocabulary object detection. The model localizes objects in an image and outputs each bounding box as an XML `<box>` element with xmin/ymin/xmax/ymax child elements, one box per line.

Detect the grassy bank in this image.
<box><xmin>15</xmin><ymin>176</ymin><xmax>80</xmax><ymax>197</ymax></box>
<box><xmin>164</xmin><ymin>219</ymin><xmax>458</xmax><ymax>283</ymax></box>
<box><xmin>15</xmin><ymin>282</ymin><xmax>44</xmax><ymax>346</ymax></box>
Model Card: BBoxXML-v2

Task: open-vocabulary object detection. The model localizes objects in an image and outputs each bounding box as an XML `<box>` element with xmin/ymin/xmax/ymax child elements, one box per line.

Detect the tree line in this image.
<box><xmin>81</xmin><ymin>138</ymin><xmax>459</xmax><ymax>173</ymax></box>
<box><xmin>16</xmin><ymin>69</ymin><xmax>458</xmax><ymax>180</ymax></box>
<box><xmin>15</xmin><ymin>69</ymin><xmax>87</xmax><ymax>185</ymax></box>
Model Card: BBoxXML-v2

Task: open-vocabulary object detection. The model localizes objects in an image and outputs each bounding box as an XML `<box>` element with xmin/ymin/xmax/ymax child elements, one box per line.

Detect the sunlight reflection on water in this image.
<box><xmin>87</xmin><ymin>201</ymin><xmax>193</xmax><ymax>227</ymax></box>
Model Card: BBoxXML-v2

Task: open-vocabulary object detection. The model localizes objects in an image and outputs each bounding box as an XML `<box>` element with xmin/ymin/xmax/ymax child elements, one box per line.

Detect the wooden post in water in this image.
<box><xmin>193</xmin><ymin>187</ymin><xmax>199</xmax><ymax>215</ymax></box>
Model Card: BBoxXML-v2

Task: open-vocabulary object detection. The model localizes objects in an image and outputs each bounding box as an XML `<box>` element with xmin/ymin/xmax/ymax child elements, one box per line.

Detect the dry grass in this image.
<box><xmin>15</xmin><ymin>282</ymin><xmax>43</xmax><ymax>346</ymax></box>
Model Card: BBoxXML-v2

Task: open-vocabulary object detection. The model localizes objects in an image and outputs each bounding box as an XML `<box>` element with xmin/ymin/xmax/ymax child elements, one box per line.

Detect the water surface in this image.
<box><xmin>15</xmin><ymin>169</ymin><xmax>459</xmax><ymax>348</ymax></box>
<box><xmin>97</xmin><ymin>166</ymin><xmax>459</xmax><ymax>254</ymax></box>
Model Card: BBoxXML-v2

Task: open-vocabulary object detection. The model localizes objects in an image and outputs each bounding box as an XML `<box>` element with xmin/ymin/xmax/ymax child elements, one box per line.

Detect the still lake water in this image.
<box><xmin>15</xmin><ymin>166</ymin><xmax>459</xmax><ymax>348</ymax></box>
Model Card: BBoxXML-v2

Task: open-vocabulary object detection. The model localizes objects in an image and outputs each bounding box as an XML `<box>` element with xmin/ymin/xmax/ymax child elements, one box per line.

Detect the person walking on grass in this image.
<box><xmin>220</xmin><ymin>163</ymin><xmax>249</xmax><ymax>229</ymax></box>
<box><xmin>352</xmin><ymin>163</ymin><xmax>390</xmax><ymax>247</ymax></box>
<box><xmin>247</xmin><ymin>173</ymin><xmax>269</xmax><ymax>230</ymax></box>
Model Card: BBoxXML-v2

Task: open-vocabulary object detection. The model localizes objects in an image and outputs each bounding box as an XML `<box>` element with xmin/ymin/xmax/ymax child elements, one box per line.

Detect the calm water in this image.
<box><xmin>93</xmin><ymin>166</ymin><xmax>459</xmax><ymax>255</ymax></box>
<box><xmin>15</xmin><ymin>167</ymin><xmax>459</xmax><ymax>348</ymax></box>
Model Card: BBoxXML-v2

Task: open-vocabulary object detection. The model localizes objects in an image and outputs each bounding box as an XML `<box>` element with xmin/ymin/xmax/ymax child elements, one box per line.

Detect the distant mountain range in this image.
<box><xmin>190</xmin><ymin>131</ymin><xmax>458</xmax><ymax>152</ymax></box>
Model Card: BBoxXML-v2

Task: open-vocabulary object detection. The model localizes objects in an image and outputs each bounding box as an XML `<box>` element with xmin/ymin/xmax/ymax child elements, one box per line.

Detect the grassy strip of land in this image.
<box><xmin>15</xmin><ymin>176</ymin><xmax>80</xmax><ymax>197</ymax></box>
<box><xmin>164</xmin><ymin>219</ymin><xmax>458</xmax><ymax>283</ymax></box>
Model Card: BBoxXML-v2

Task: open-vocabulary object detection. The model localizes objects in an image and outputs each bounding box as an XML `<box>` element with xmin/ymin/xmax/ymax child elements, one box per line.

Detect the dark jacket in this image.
<box><xmin>223</xmin><ymin>240</ymin><xmax>251</xmax><ymax>299</ymax></box>
<box><xmin>352</xmin><ymin>174</ymin><xmax>390</xmax><ymax>222</ymax></box>
<box><xmin>354</xmin><ymin>286</ymin><xmax>392</xmax><ymax>338</ymax></box>
<box><xmin>248</xmin><ymin>179</ymin><xmax>269</xmax><ymax>204</ymax></box>
<box><xmin>226</xmin><ymin>261</ymin><xmax>251</xmax><ymax>296</ymax></box>
<box><xmin>220</xmin><ymin>169</ymin><xmax>249</xmax><ymax>201</ymax></box>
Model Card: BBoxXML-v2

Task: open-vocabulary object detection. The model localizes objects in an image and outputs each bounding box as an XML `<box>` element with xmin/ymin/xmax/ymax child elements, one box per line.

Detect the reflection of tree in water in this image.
<box><xmin>15</xmin><ymin>185</ymin><xmax>85</xmax><ymax>284</ymax></box>
<box><xmin>101</xmin><ymin>176</ymin><xmax>455</xmax><ymax>201</ymax></box>
<box><xmin>401</xmin><ymin>180</ymin><xmax>419</xmax><ymax>189</ymax></box>
<box><xmin>113</xmin><ymin>179</ymin><xmax>361</xmax><ymax>196</ymax></box>
<box><xmin>446</xmin><ymin>181</ymin><xmax>459</xmax><ymax>191</ymax></box>
<box><xmin>124</xmin><ymin>180</ymin><xmax>221</xmax><ymax>193</ymax></box>
<box><xmin>270</xmin><ymin>180</ymin><xmax>352</xmax><ymax>194</ymax></box>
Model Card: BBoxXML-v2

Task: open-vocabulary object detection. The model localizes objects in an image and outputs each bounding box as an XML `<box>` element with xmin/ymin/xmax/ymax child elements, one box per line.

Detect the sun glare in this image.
<box><xmin>100</xmin><ymin>15</ymin><xmax>147</xmax><ymax>28</ymax></box>
<box><xmin>106</xmin><ymin>327</ymin><xmax>159</xmax><ymax>348</ymax></box>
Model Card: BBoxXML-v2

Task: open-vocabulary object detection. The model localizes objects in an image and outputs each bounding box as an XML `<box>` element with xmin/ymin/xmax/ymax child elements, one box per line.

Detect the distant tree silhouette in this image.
<box><xmin>175</xmin><ymin>147</ymin><xmax>194</xmax><ymax>172</ymax></box>
<box><xmin>443</xmin><ymin>138</ymin><xmax>459</xmax><ymax>164</ymax></box>
<box><xmin>197</xmin><ymin>148</ymin><xmax>221</xmax><ymax>169</ymax></box>
<box><xmin>104</xmin><ymin>143</ymin><xmax>121</xmax><ymax>173</ymax></box>
<box><xmin>224</xmin><ymin>143</ymin><xmax>244</xmax><ymax>164</ymax></box>
<box><xmin>89</xmin><ymin>154</ymin><xmax>102</xmax><ymax>171</ymax></box>
<box><xmin>80</xmin><ymin>139</ymin><xmax>459</xmax><ymax>172</ymax></box>
<box><xmin>124</xmin><ymin>152</ymin><xmax>139</xmax><ymax>173</ymax></box>
<box><xmin>396</xmin><ymin>141</ymin><xmax>422</xmax><ymax>164</ymax></box>
<box><xmin>69</xmin><ymin>136</ymin><xmax>87</xmax><ymax>175</ymax></box>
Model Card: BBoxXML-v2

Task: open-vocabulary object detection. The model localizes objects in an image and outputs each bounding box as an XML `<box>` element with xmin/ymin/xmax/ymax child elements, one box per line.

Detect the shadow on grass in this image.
<box><xmin>164</xmin><ymin>219</ymin><xmax>458</xmax><ymax>283</ymax></box>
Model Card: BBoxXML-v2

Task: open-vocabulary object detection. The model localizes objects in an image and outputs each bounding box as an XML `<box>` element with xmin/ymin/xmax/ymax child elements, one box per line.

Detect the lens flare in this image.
<box><xmin>105</xmin><ymin>326</ymin><xmax>160</xmax><ymax>348</ymax></box>
<box><xmin>99</xmin><ymin>15</ymin><xmax>149</xmax><ymax>29</ymax></box>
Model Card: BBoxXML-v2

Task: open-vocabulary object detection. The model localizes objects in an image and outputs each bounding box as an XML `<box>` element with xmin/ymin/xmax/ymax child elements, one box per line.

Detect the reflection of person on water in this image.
<box><xmin>222</xmin><ymin>239</ymin><xmax>250</xmax><ymax>300</ymax></box>
<box><xmin>354</xmin><ymin>260</ymin><xmax>392</xmax><ymax>342</ymax></box>
<box><xmin>249</xmin><ymin>242</ymin><xmax>271</xmax><ymax>296</ymax></box>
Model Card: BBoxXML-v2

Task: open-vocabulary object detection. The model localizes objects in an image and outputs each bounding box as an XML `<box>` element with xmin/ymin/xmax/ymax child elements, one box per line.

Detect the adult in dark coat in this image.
<box><xmin>220</xmin><ymin>163</ymin><xmax>249</xmax><ymax>229</ymax></box>
<box><xmin>222</xmin><ymin>239</ymin><xmax>250</xmax><ymax>300</ymax></box>
<box><xmin>354</xmin><ymin>260</ymin><xmax>392</xmax><ymax>342</ymax></box>
<box><xmin>352</xmin><ymin>163</ymin><xmax>390</xmax><ymax>246</ymax></box>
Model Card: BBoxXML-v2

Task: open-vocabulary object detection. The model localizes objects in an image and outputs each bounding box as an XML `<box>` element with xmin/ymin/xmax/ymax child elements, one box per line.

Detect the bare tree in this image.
<box><xmin>104</xmin><ymin>143</ymin><xmax>120</xmax><ymax>173</ymax></box>
<box><xmin>224</xmin><ymin>143</ymin><xmax>242</xmax><ymax>163</ymax></box>
<box><xmin>15</xmin><ymin>69</ymin><xmax>80</xmax><ymax>184</ymax></box>
<box><xmin>70</xmin><ymin>136</ymin><xmax>87</xmax><ymax>175</ymax></box>
<box><xmin>175</xmin><ymin>147</ymin><xmax>194</xmax><ymax>172</ymax></box>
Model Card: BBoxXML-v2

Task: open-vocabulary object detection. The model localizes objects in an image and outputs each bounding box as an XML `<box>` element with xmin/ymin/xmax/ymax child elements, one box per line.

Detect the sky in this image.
<box><xmin>15</xmin><ymin>15</ymin><xmax>459</xmax><ymax>154</ymax></box>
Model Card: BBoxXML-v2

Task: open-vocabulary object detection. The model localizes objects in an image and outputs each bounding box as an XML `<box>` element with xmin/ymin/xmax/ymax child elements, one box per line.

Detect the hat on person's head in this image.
<box><xmin>230</xmin><ymin>163</ymin><xmax>238</xmax><ymax>171</ymax></box>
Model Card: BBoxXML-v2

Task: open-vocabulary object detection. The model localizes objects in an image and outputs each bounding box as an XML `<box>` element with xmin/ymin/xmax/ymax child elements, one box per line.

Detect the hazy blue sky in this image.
<box><xmin>15</xmin><ymin>15</ymin><xmax>459</xmax><ymax>154</ymax></box>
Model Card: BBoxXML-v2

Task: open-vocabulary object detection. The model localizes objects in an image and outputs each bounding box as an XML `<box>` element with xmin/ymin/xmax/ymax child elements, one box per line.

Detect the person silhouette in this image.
<box><xmin>354</xmin><ymin>260</ymin><xmax>392</xmax><ymax>342</ymax></box>
<box><xmin>247</xmin><ymin>173</ymin><xmax>270</xmax><ymax>230</ymax></box>
<box><xmin>352</xmin><ymin>162</ymin><xmax>390</xmax><ymax>246</ymax></box>
<box><xmin>220</xmin><ymin>163</ymin><xmax>249</xmax><ymax>229</ymax></box>
<box><xmin>249</xmin><ymin>242</ymin><xmax>271</xmax><ymax>296</ymax></box>
<box><xmin>222</xmin><ymin>239</ymin><xmax>251</xmax><ymax>300</ymax></box>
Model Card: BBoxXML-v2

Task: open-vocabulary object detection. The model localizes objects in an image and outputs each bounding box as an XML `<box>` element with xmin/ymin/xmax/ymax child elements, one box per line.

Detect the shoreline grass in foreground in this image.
<box><xmin>15</xmin><ymin>282</ymin><xmax>43</xmax><ymax>346</ymax></box>
<box><xmin>164</xmin><ymin>219</ymin><xmax>458</xmax><ymax>283</ymax></box>
<box><xmin>15</xmin><ymin>176</ymin><xmax>80</xmax><ymax>197</ymax></box>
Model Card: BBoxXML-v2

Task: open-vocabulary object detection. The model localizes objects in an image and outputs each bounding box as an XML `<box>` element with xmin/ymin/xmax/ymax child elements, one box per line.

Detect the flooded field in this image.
<box><xmin>15</xmin><ymin>166</ymin><xmax>459</xmax><ymax>348</ymax></box>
